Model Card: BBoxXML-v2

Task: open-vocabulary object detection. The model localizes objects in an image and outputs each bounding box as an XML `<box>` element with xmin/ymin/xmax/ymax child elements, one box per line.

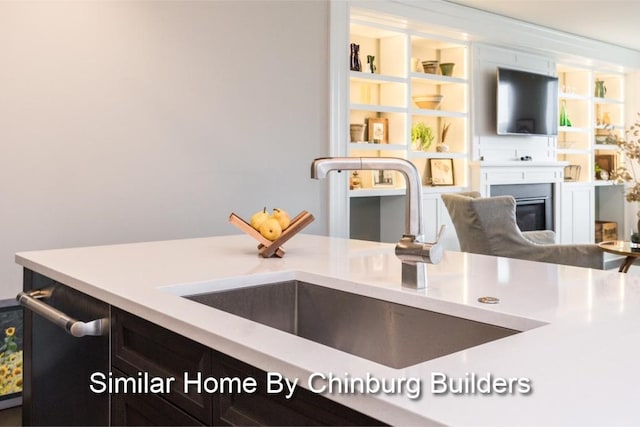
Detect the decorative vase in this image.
<box><xmin>350</xmin><ymin>43</ymin><xmax>361</xmax><ymax>71</ymax></box>
<box><xmin>559</xmin><ymin>100</ymin><xmax>572</xmax><ymax>127</ymax></box>
<box><xmin>349</xmin><ymin>123</ymin><xmax>365</xmax><ymax>142</ymax></box>
<box><xmin>350</xmin><ymin>171</ymin><xmax>362</xmax><ymax>189</ymax></box>
<box><xmin>367</xmin><ymin>55</ymin><xmax>376</xmax><ymax>73</ymax></box>
<box><xmin>421</xmin><ymin>60</ymin><xmax>438</xmax><ymax>74</ymax></box>
<box><xmin>439</xmin><ymin>63</ymin><xmax>455</xmax><ymax>76</ymax></box>
<box><xmin>595</xmin><ymin>79</ymin><xmax>607</xmax><ymax>98</ymax></box>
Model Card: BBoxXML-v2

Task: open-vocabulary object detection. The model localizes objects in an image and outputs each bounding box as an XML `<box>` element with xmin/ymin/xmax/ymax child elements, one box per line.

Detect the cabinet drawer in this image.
<box><xmin>111</xmin><ymin>368</ymin><xmax>205</xmax><ymax>426</ymax></box>
<box><xmin>112</xmin><ymin>308</ymin><xmax>213</xmax><ymax>424</ymax></box>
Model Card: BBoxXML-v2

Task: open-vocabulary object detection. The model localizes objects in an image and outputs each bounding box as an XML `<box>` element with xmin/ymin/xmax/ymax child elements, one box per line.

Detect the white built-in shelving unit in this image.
<box><xmin>347</xmin><ymin>14</ymin><xmax>469</xmax><ymax>194</ymax></box>
<box><xmin>330</xmin><ymin>1</ymin><xmax>639</xmax><ymax>247</ymax></box>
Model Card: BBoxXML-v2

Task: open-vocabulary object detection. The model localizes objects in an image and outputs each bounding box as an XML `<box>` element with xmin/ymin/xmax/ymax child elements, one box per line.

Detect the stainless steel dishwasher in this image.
<box><xmin>18</xmin><ymin>269</ymin><xmax>110</xmax><ymax>426</ymax></box>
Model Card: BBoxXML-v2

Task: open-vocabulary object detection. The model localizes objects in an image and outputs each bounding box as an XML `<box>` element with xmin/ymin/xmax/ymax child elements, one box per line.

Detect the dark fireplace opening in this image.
<box><xmin>490</xmin><ymin>183</ymin><xmax>553</xmax><ymax>232</ymax></box>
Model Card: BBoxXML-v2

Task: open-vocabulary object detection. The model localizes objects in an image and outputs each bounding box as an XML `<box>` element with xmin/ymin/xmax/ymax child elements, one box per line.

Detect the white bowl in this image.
<box><xmin>413</xmin><ymin>94</ymin><xmax>443</xmax><ymax>109</ymax></box>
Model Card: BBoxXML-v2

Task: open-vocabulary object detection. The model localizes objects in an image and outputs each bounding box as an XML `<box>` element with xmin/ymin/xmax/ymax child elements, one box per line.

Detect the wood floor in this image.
<box><xmin>0</xmin><ymin>406</ymin><xmax>21</xmax><ymax>426</ymax></box>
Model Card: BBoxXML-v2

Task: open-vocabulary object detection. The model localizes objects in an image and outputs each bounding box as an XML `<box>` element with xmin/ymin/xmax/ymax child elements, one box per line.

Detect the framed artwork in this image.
<box><xmin>371</xmin><ymin>170</ymin><xmax>395</xmax><ymax>187</ymax></box>
<box><xmin>595</xmin><ymin>154</ymin><xmax>616</xmax><ymax>179</ymax></box>
<box><xmin>429</xmin><ymin>158</ymin><xmax>454</xmax><ymax>186</ymax></box>
<box><xmin>367</xmin><ymin>117</ymin><xmax>388</xmax><ymax>144</ymax></box>
<box><xmin>0</xmin><ymin>300</ymin><xmax>22</xmax><ymax>409</ymax></box>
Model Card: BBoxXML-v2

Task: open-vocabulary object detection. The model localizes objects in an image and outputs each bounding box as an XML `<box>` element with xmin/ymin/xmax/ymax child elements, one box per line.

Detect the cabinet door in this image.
<box><xmin>22</xmin><ymin>270</ymin><xmax>109</xmax><ymax>426</ymax></box>
<box><xmin>560</xmin><ymin>184</ymin><xmax>594</xmax><ymax>244</ymax></box>
<box><xmin>111</xmin><ymin>368</ymin><xmax>205</xmax><ymax>426</ymax></box>
<box><xmin>112</xmin><ymin>308</ymin><xmax>213</xmax><ymax>424</ymax></box>
<box><xmin>212</xmin><ymin>351</ymin><xmax>385</xmax><ymax>426</ymax></box>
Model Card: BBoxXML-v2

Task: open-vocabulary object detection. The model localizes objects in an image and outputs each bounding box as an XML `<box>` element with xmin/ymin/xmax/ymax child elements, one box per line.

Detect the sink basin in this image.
<box><xmin>184</xmin><ymin>281</ymin><xmax>519</xmax><ymax>369</ymax></box>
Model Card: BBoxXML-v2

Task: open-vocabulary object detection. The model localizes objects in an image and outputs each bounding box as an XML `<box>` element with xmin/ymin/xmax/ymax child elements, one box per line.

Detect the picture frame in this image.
<box><xmin>429</xmin><ymin>158</ymin><xmax>454</xmax><ymax>186</ymax></box>
<box><xmin>367</xmin><ymin>117</ymin><xmax>389</xmax><ymax>144</ymax></box>
<box><xmin>371</xmin><ymin>170</ymin><xmax>395</xmax><ymax>187</ymax></box>
<box><xmin>595</xmin><ymin>154</ymin><xmax>616</xmax><ymax>180</ymax></box>
<box><xmin>0</xmin><ymin>300</ymin><xmax>23</xmax><ymax>409</ymax></box>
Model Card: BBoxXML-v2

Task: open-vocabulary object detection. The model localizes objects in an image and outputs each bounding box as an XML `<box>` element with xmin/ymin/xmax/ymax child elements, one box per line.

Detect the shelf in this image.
<box><xmin>594</xmin><ymin>180</ymin><xmax>623</xmax><ymax>187</ymax></box>
<box><xmin>559</xmin><ymin>92</ymin><xmax>589</xmax><ymax>100</ymax></box>
<box><xmin>349</xmin><ymin>188</ymin><xmax>406</xmax><ymax>198</ymax></box>
<box><xmin>422</xmin><ymin>185</ymin><xmax>468</xmax><ymax>194</ymax></box>
<box><xmin>409</xmin><ymin>72</ymin><xmax>467</xmax><ymax>85</ymax></box>
<box><xmin>594</xmin><ymin>144</ymin><xmax>619</xmax><ymax>151</ymax></box>
<box><xmin>410</xmin><ymin>109</ymin><xmax>466</xmax><ymax>118</ymax></box>
<box><xmin>558</xmin><ymin>126</ymin><xmax>589</xmax><ymax>133</ymax></box>
<box><xmin>349</xmin><ymin>143</ymin><xmax>406</xmax><ymax>151</ymax></box>
<box><xmin>350</xmin><ymin>71</ymin><xmax>405</xmax><ymax>84</ymax></box>
<box><xmin>561</xmin><ymin>180</ymin><xmax>592</xmax><ymax>186</ymax></box>
<box><xmin>593</xmin><ymin>97</ymin><xmax>623</xmax><ymax>105</ymax></box>
<box><xmin>350</xmin><ymin>104</ymin><xmax>406</xmax><ymax>114</ymax></box>
<box><xmin>557</xmin><ymin>148</ymin><xmax>590</xmax><ymax>155</ymax></box>
<box><xmin>408</xmin><ymin>151</ymin><xmax>467</xmax><ymax>159</ymax></box>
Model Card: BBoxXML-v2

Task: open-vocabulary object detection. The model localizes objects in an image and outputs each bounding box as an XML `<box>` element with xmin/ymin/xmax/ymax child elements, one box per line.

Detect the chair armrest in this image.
<box><xmin>523</xmin><ymin>230</ymin><xmax>556</xmax><ymax>244</ymax></box>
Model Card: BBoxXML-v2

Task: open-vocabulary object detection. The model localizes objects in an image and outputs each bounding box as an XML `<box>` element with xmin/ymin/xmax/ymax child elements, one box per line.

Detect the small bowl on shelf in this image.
<box><xmin>421</xmin><ymin>60</ymin><xmax>439</xmax><ymax>74</ymax></box>
<box><xmin>413</xmin><ymin>94</ymin><xmax>443</xmax><ymax>110</ymax></box>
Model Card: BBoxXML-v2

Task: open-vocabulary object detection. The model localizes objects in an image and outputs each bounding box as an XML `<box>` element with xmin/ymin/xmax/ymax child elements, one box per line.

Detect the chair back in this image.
<box><xmin>441</xmin><ymin>192</ymin><xmax>525</xmax><ymax>256</ymax></box>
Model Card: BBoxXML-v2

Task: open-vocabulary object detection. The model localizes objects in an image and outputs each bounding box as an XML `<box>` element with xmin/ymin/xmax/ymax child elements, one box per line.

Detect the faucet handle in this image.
<box><xmin>395</xmin><ymin>231</ymin><xmax>444</xmax><ymax>265</ymax></box>
<box><xmin>434</xmin><ymin>224</ymin><xmax>446</xmax><ymax>244</ymax></box>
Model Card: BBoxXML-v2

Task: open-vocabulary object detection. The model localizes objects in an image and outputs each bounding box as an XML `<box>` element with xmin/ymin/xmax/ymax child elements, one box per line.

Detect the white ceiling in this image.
<box><xmin>447</xmin><ymin>0</ymin><xmax>640</xmax><ymax>52</ymax></box>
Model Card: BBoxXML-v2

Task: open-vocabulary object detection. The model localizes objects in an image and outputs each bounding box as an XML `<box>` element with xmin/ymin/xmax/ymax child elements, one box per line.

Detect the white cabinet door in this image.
<box><xmin>423</xmin><ymin>194</ymin><xmax>460</xmax><ymax>251</ymax></box>
<box><xmin>559</xmin><ymin>183</ymin><xmax>594</xmax><ymax>244</ymax></box>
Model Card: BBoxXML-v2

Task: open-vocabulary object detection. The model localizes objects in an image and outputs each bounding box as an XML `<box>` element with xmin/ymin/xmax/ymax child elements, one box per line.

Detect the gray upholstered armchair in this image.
<box><xmin>441</xmin><ymin>192</ymin><xmax>605</xmax><ymax>269</ymax></box>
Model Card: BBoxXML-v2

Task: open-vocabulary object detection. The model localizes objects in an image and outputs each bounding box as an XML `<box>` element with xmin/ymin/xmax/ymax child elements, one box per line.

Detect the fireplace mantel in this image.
<box><xmin>470</xmin><ymin>161</ymin><xmax>568</xmax><ymax>196</ymax></box>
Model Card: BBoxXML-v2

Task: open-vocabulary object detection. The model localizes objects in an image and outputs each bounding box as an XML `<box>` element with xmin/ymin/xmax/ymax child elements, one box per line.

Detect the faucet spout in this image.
<box><xmin>311</xmin><ymin>157</ymin><xmax>424</xmax><ymax>238</ymax></box>
<box><xmin>311</xmin><ymin>156</ymin><xmax>445</xmax><ymax>290</ymax></box>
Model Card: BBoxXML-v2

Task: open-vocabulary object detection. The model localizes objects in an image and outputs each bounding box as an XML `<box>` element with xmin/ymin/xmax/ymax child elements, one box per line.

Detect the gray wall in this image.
<box><xmin>0</xmin><ymin>0</ymin><xmax>329</xmax><ymax>299</ymax></box>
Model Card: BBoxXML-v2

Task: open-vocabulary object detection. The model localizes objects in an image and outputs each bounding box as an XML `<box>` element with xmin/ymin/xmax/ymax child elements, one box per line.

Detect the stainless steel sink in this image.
<box><xmin>185</xmin><ymin>281</ymin><xmax>519</xmax><ymax>369</ymax></box>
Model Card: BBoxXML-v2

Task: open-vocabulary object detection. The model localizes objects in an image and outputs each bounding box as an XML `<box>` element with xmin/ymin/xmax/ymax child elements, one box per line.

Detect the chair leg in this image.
<box><xmin>620</xmin><ymin>256</ymin><xmax>636</xmax><ymax>273</ymax></box>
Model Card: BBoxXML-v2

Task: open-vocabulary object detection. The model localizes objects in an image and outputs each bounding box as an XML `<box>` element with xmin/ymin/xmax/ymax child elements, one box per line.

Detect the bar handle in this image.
<box><xmin>17</xmin><ymin>289</ymin><xmax>109</xmax><ymax>337</ymax></box>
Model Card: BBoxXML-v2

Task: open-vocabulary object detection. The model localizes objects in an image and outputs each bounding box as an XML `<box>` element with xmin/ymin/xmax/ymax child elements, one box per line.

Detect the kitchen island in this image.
<box><xmin>15</xmin><ymin>233</ymin><xmax>640</xmax><ymax>425</ymax></box>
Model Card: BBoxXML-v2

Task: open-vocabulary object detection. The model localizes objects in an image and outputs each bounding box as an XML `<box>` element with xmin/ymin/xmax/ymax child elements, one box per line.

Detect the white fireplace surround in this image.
<box><xmin>471</xmin><ymin>160</ymin><xmax>567</xmax><ymax>234</ymax></box>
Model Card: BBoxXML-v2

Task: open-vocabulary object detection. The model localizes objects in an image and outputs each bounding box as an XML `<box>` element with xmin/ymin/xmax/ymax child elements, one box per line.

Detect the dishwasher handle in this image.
<box><xmin>17</xmin><ymin>289</ymin><xmax>109</xmax><ymax>337</ymax></box>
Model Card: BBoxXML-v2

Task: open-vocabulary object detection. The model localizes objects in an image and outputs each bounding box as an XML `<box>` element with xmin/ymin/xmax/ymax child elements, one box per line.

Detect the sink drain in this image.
<box><xmin>477</xmin><ymin>296</ymin><xmax>500</xmax><ymax>304</ymax></box>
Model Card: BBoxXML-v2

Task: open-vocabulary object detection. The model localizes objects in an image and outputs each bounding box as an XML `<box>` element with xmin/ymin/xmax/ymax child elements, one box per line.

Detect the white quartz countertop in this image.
<box><xmin>15</xmin><ymin>233</ymin><xmax>640</xmax><ymax>426</ymax></box>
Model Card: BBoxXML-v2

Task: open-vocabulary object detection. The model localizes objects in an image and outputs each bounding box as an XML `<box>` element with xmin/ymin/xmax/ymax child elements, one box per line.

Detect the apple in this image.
<box><xmin>250</xmin><ymin>207</ymin><xmax>270</xmax><ymax>230</ymax></box>
<box><xmin>259</xmin><ymin>218</ymin><xmax>282</xmax><ymax>241</ymax></box>
<box><xmin>272</xmin><ymin>208</ymin><xmax>291</xmax><ymax>230</ymax></box>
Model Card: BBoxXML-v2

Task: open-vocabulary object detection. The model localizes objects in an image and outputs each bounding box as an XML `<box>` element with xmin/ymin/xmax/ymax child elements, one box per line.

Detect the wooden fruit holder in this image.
<box><xmin>228</xmin><ymin>211</ymin><xmax>315</xmax><ymax>258</ymax></box>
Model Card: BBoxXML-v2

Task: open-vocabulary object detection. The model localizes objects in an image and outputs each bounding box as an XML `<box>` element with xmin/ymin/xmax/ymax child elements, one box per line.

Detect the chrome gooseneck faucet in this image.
<box><xmin>310</xmin><ymin>157</ymin><xmax>444</xmax><ymax>289</ymax></box>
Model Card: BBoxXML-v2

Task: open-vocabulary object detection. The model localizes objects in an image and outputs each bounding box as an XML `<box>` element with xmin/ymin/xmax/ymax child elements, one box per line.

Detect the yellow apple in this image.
<box><xmin>250</xmin><ymin>207</ymin><xmax>270</xmax><ymax>230</ymax></box>
<box><xmin>259</xmin><ymin>218</ymin><xmax>282</xmax><ymax>241</ymax></box>
<box><xmin>272</xmin><ymin>208</ymin><xmax>291</xmax><ymax>230</ymax></box>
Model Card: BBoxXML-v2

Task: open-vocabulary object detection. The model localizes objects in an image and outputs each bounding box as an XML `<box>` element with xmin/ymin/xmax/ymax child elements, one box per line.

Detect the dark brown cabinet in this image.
<box><xmin>112</xmin><ymin>307</ymin><xmax>385</xmax><ymax>426</ymax></box>
<box><xmin>112</xmin><ymin>308</ymin><xmax>213</xmax><ymax>424</ymax></box>
<box><xmin>22</xmin><ymin>270</ymin><xmax>110</xmax><ymax>426</ymax></box>
<box><xmin>22</xmin><ymin>270</ymin><xmax>385</xmax><ymax>426</ymax></box>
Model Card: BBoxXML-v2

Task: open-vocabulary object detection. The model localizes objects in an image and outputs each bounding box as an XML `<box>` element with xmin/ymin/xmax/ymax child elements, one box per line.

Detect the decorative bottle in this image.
<box><xmin>559</xmin><ymin>100</ymin><xmax>572</xmax><ymax>127</ymax></box>
<box><xmin>367</xmin><ymin>55</ymin><xmax>376</xmax><ymax>73</ymax></box>
<box><xmin>350</xmin><ymin>171</ymin><xmax>362</xmax><ymax>189</ymax></box>
<box><xmin>350</xmin><ymin>43</ymin><xmax>361</xmax><ymax>72</ymax></box>
<box><xmin>595</xmin><ymin>79</ymin><xmax>607</xmax><ymax>98</ymax></box>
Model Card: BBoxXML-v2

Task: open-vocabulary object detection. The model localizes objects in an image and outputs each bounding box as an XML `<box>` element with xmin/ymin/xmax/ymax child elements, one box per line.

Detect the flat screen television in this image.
<box><xmin>496</xmin><ymin>67</ymin><xmax>558</xmax><ymax>136</ymax></box>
